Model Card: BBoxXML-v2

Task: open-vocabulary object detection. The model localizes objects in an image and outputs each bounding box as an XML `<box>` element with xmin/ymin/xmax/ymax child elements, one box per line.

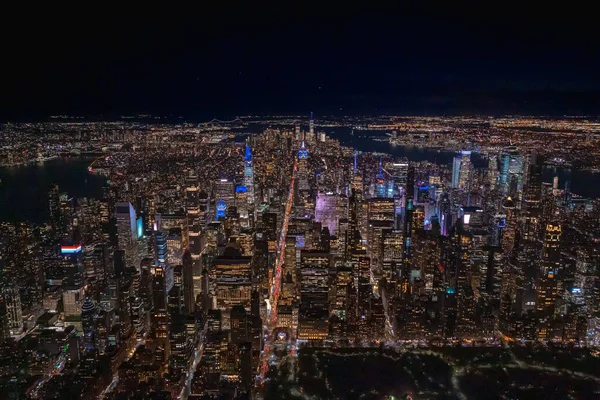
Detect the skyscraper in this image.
<box><xmin>298</xmin><ymin>251</ymin><xmax>330</xmax><ymax>341</ymax></box>
<box><xmin>2</xmin><ymin>285</ymin><xmax>22</xmax><ymax>336</ymax></box>
<box><xmin>115</xmin><ymin>202</ymin><xmax>139</xmax><ymax>270</ymax></box>
<box><xmin>243</xmin><ymin>144</ymin><xmax>255</xmax><ymax>205</ymax></box>
<box><xmin>452</xmin><ymin>151</ymin><xmax>473</xmax><ymax>190</ymax></box>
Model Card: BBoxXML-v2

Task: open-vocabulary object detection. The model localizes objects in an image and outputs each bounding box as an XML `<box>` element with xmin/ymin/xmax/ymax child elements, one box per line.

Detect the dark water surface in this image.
<box><xmin>326</xmin><ymin>127</ymin><xmax>600</xmax><ymax>198</ymax></box>
<box><xmin>0</xmin><ymin>158</ymin><xmax>106</xmax><ymax>223</ymax></box>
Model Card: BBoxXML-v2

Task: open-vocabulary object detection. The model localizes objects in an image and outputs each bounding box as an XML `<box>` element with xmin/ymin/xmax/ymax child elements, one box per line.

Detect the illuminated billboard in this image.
<box><xmin>61</xmin><ymin>244</ymin><xmax>82</xmax><ymax>254</ymax></box>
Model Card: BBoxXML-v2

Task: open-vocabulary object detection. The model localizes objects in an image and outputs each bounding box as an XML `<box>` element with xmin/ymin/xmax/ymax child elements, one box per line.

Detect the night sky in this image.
<box><xmin>2</xmin><ymin>5</ymin><xmax>599</xmax><ymax>120</ymax></box>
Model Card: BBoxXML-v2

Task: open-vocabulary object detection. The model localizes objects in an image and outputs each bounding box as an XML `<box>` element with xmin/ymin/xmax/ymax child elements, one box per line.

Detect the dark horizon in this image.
<box><xmin>2</xmin><ymin>6</ymin><xmax>599</xmax><ymax>120</ymax></box>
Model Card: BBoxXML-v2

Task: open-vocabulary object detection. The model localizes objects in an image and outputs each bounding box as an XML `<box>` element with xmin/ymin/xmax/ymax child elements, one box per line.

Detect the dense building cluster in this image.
<box><xmin>0</xmin><ymin>115</ymin><xmax>599</xmax><ymax>399</ymax></box>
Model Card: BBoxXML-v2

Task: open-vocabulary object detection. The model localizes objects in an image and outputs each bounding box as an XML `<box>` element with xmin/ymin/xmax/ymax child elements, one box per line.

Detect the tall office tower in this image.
<box><xmin>487</xmin><ymin>154</ymin><xmax>499</xmax><ymax>188</ymax></box>
<box><xmin>243</xmin><ymin>144</ymin><xmax>255</xmax><ymax>205</ymax></box>
<box><xmin>401</xmin><ymin>198</ymin><xmax>414</xmax><ymax>282</ymax></box>
<box><xmin>81</xmin><ymin>296</ymin><xmax>97</xmax><ymax>352</ymax></box>
<box><xmin>169</xmin><ymin>316</ymin><xmax>189</xmax><ymax>373</ymax></box>
<box><xmin>154</xmin><ymin>231</ymin><xmax>173</xmax><ymax>292</ymax></box>
<box><xmin>499</xmin><ymin>149</ymin><xmax>524</xmax><ymax>201</ymax></box>
<box><xmin>298</xmin><ymin>251</ymin><xmax>330</xmax><ymax>341</ymax></box>
<box><xmin>375</xmin><ymin>156</ymin><xmax>387</xmax><ymax>198</ymax></box>
<box><xmin>48</xmin><ymin>184</ymin><xmax>62</xmax><ymax>231</ymax></box>
<box><xmin>501</xmin><ymin>197</ymin><xmax>517</xmax><ymax>255</ymax></box>
<box><xmin>236</xmin><ymin>186</ymin><xmax>250</xmax><ymax>226</ymax></box>
<box><xmin>537</xmin><ymin>223</ymin><xmax>563</xmax><ymax>332</ymax></box>
<box><xmin>215</xmin><ymin>247</ymin><xmax>252</xmax><ymax>313</ymax></box>
<box><xmin>452</xmin><ymin>150</ymin><xmax>473</xmax><ymax>190</ymax></box>
<box><xmin>573</xmin><ymin>249</ymin><xmax>597</xmax><ymax>313</ymax></box>
<box><xmin>129</xmin><ymin>273</ymin><xmax>147</xmax><ymax>338</ymax></box>
<box><xmin>182</xmin><ymin>251</ymin><xmax>195</xmax><ymax>315</ymax></box>
<box><xmin>389</xmin><ymin>161</ymin><xmax>409</xmax><ymax>192</ymax></box>
<box><xmin>0</xmin><ymin>300</ymin><xmax>10</xmax><ymax>341</ymax></box>
<box><xmin>115</xmin><ymin>201</ymin><xmax>139</xmax><ymax>270</ymax></box>
<box><xmin>315</xmin><ymin>192</ymin><xmax>339</xmax><ymax>235</ymax></box>
<box><xmin>215</xmin><ymin>178</ymin><xmax>235</xmax><ymax>206</ymax></box>
<box><xmin>169</xmin><ymin>265</ymin><xmax>185</xmax><ymax>316</ymax></box>
<box><xmin>382</xmin><ymin>229</ymin><xmax>403</xmax><ymax>283</ymax></box>
<box><xmin>151</xmin><ymin>264</ymin><xmax>169</xmax><ymax>342</ymax></box>
<box><xmin>2</xmin><ymin>285</ymin><xmax>22</xmax><ymax>336</ymax></box>
<box><xmin>368</xmin><ymin>197</ymin><xmax>395</xmax><ymax>269</ymax></box>
<box><xmin>332</xmin><ymin>262</ymin><xmax>353</xmax><ymax>321</ymax></box>
<box><xmin>230</xmin><ymin>305</ymin><xmax>250</xmax><ymax>344</ymax></box>
<box><xmin>187</xmin><ymin>177</ymin><xmax>205</xmax><ymax>300</ymax></box>
<box><xmin>166</xmin><ymin>228</ymin><xmax>183</xmax><ymax>268</ymax></box>
<box><xmin>295</xmin><ymin>124</ymin><xmax>301</xmax><ymax>140</ymax></box>
<box><xmin>309</xmin><ymin>112</ymin><xmax>315</xmax><ymax>137</ymax></box>
<box><xmin>117</xmin><ymin>280</ymin><xmax>133</xmax><ymax>339</ymax></box>
<box><xmin>281</xmin><ymin>236</ymin><xmax>298</xmax><ymax>306</ymax></box>
<box><xmin>215</xmin><ymin>199</ymin><xmax>226</xmax><ymax>220</ymax></box>
<box><xmin>522</xmin><ymin>162</ymin><xmax>542</xmax><ymax>243</ymax></box>
<box><xmin>346</xmin><ymin>189</ymin><xmax>362</xmax><ymax>257</ymax></box>
<box><xmin>295</xmin><ymin>141</ymin><xmax>313</xmax><ymax>214</ymax></box>
<box><xmin>350</xmin><ymin>153</ymin><xmax>364</xmax><ymax>199</ymax></box>
<box><xmin>262</xmin><ymin>213</ymin><xmax>278</xmax><ymax>241</ymax></box>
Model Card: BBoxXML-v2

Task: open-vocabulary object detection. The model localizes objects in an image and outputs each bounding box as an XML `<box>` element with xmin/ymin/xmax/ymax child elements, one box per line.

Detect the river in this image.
<box><xmin>0</xmin><ymin>157</ymin><xmax>107</xmax><ymax>223</ymax></box>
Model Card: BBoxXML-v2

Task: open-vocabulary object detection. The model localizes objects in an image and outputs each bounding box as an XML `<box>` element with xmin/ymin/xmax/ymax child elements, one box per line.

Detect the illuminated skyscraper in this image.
<box><xmin>214</xmin><ymin>247</ymin><xmax>252</xmax><ymax>312</ymax></box>
<box><xmin>298</xmin><ymin>251</ymin><xmax>330</xmax><ymax>341</ymax></box>
<box><xmin>215</xmin><ymin>199</ymin><xmax>227</xmax><ymax>220</ymax></box>
<box><xmin>375</xmin><ymin>156</ymin><xmax>387</xmax><ymax>198</ymax></box>
<box><xmin>151</xmin><ymin>264</ymin><xmax>169</xmax><ymax>343</ymax></box>
<box><xmin>243</xmin><ymin>144</ymin><xmax>255</xmax><ymax>205</ymax></box>
<box><xmin>214</xmin><ymin>178</ymin><xmax>235</xmax><ymax>205</ymax></box>
<box><xmin>537</xmin><ymin>224</ymin><xmax>562</xmax><ymax>313</ymax></box>
<box><xmin>182</xmin><ymin>250</ymin><xmax>195</xmax><ymax>314</ymax></box>
<box><xmin>537</xmin><ymin>222</ymin><xmax>562</xmax><ymax>339</ymax></box>
<box><xmin>81</xmin><ymin>296</ymin><xmax>97</xmax><ymax>352</ymax></box>
<box><xmin>2</xmin><ymin>285</ymin><xmax>22</xmax><ymax>336</ymax></box>
<box><xmin>115</xmin><ymin>202</ymin><xmax>139</xmax><ymax>270</ymax></box>
<box><xmin>452</xmin><ymin>151</ymin><xmax>473</xmax><ymax>190</ymax></box>
<box><xmin>500</xmin><ymin>149</ymin><xmax>524</xmax><ymax>201</ymax></box>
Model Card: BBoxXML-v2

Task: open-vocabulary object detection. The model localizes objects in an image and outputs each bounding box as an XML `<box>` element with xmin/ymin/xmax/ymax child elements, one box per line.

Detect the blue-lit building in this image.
<box><xmin>298</xmin><ymin>141</ymin><xmax>308</xmax><ymax>159</ymax></box>
<box><xmin>375</xmin><ymin>157</ymin><xmax>387</xmax><ymax>198</ymax></box>
<box><xmin>216</xmin><ymin>198</ymin><xmax>227</xmax><ymax>219</ymax></box>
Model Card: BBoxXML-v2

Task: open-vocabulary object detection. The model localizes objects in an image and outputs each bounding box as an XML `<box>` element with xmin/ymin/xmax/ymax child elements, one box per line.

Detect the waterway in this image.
<box><xmin>0</xmin><ymin>157</ymin><xmax>107</xmax><ymax>223</ymax></box>
<box><xmin>325</xmin><ymin>127</ymin><xmax>600</xmax><ymax>199</ymax></box>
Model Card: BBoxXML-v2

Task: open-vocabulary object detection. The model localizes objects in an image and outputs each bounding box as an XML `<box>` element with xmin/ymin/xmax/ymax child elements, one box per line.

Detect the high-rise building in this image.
<box><xmin>452</xmin><ymin>151</ymin><xmax>473</xmax><ymax>190</ymax></box>
<box><xmin>214</xmin><ymin>247</ymin><xmax>252</xmax><ymax>312</ymax></box>
<box><xmin>499</xmin><ymin>149</ymin><xmax>524</xmax><ymax>201</ymax></box>
<box><xmin>243</xmin><ymin>144</ymin><xmax>255</xmax><ymax>206</ymax></box>
<box><xmin>115</xmin><ymin>202</ymin><xmax>139</xmax><ymax>270</ymax></box>
<box><xmin>2</xmin><ymin>285</ymin><xmax>22</xmax><ymax>336</ymax></box>
<box><xmin>182</xmin><ymin>251</ymin><xmax>195</xmax><ymax>315</ymax></box>
<box><xmin>81</xmin><ymin>296</ymin><xmax>97</xmax><ymax>352</ymax></box>
<box><xmin>298</xmin><ymin>251</ymin><xmax>330</xmax><ymax>341</ymax></box>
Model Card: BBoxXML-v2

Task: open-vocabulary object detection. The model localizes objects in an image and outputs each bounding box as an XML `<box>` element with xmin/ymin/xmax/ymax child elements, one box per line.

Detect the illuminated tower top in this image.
<box><xmin>244</xmin><ymin>144</ymin><xmax>252</xmax><ymax>162</ymax></box>
<box><xmin>309</xmin><ymin>112</ymin><xmax>314</xmax><ymax>135</ymax></box>
<box><xmin>216</xmin><ymin>198</ymin><xmax>226</xmax><ymax>219</ymax></box>
<box><xmin>298</xmin><ymin>141</ymin><xmax>308</xmax><ymax>159</ymax></box>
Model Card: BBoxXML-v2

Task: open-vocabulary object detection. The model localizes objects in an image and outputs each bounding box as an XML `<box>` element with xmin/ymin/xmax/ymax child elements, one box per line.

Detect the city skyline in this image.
<box><xmin>1</xmin><ymin>6</ymin><xmax>600</xmax><ymax>400</ymax></box>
